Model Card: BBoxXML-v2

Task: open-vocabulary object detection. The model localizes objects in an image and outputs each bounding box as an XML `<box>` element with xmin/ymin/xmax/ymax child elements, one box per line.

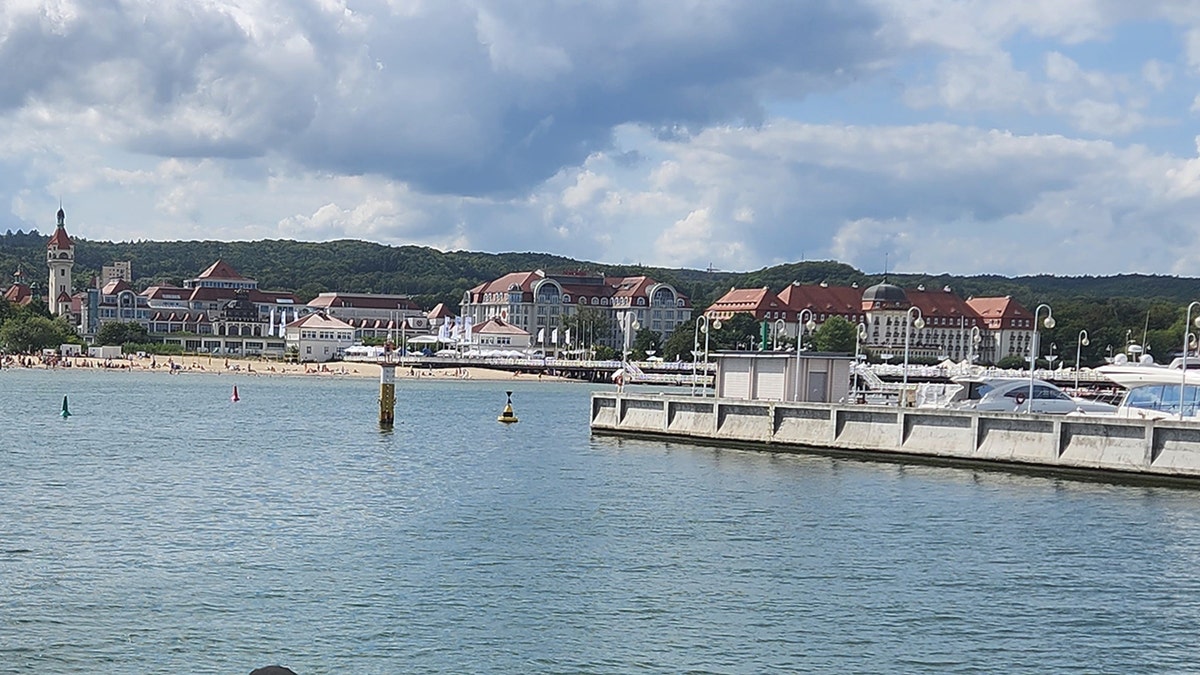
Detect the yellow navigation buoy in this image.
<box><xmin>498</xmin><ymin>390</ymin><xmax>519</xmax><ymax>424</ymax></box>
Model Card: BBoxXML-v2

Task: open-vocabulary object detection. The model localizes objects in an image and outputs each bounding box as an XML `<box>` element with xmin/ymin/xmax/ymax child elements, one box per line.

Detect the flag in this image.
<box><xmin>565</xmin><ymin>328</ymin><xmax>571</xmax><ymax>347</ymax></box>
<box><xmin>537</xmin><ymin>328</ymin><xmax>545</xmax><ymax>344</ymax></box>
<box><xmin>462</xmin><ymin>316</ymin><xmax>473</xmax><ymax>343</ymax></box>
<box><xmin>451</xmin><ymin>319</ymin><xmax>461</xmax><ymax>341</ymax></box>
<box><xmin>438</xmin><ymin>320</ymin><xmax>450</xmax><ymax>340</ymax></box>
<box><xmin>551</xmin><ymin>328</ymin><xmax>559</xmax><ymax>345</ymax></box>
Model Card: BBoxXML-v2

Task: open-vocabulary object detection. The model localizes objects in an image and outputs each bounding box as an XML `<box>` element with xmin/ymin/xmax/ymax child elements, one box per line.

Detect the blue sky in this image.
<box><xmin>3</xmin><ymin>0</ymin><xmax>1200</xmax><ymax>277</ymax></box>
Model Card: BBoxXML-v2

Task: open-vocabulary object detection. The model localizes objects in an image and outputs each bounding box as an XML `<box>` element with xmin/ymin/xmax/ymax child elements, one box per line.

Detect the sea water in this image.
<box><xmin>2</xmin><ymin>368</ymin><xmax>1200</xmax><ymax>673</ymax></box>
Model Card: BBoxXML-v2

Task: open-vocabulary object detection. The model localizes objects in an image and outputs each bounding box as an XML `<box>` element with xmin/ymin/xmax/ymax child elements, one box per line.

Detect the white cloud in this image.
<box><xmin>4</xmin><ymin>0</ymin><xmax>1200</xmax><ymax>280</ymax></box>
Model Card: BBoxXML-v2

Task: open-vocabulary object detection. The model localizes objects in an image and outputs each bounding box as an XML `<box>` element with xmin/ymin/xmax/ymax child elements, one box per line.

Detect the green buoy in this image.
<box><xmin>61</xmin><ymin>395</ymin><xmax>71</xmax><ymax>419</ymax></box>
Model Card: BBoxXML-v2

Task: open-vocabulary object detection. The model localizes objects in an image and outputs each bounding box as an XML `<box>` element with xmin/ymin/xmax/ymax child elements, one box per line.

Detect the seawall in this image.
<box><xmin>590</xmin><ymin>393</ymin><xmax>1200</xmax><ymax>484</ymax></box>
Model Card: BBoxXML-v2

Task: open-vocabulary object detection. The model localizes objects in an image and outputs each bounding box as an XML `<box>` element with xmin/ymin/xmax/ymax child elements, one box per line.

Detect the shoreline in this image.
<box><xmin>3</xmin><ymin>354</ymin><xmax>578</xmax><ymax>383</ymax></box>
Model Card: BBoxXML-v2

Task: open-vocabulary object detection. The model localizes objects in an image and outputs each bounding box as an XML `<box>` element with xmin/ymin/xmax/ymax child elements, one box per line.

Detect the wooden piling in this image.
<box><xmin>379</xmin><ymin>364</ymin><xmax>396</xmax><ymax>427</ymax></box>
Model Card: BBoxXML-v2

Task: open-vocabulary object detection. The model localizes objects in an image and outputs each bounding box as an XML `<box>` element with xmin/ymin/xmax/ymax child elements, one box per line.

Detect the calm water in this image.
<box><xmin>3</xmin><ymin>369</ymin><xmax>1200</xmax><ymax>673</ymax></box>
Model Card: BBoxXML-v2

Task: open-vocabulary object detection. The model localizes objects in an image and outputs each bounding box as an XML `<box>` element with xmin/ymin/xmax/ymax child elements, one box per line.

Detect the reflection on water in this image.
<box><xmin>2</xmin><ymin>369</ymin><xmax>1200</xmax><ymax>673</ymax></box>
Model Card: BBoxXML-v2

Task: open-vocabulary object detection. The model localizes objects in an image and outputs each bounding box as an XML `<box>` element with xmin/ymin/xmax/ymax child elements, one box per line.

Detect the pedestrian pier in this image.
<box><xmin>590</xmin><ymin>392</ymin><xmax>1200</xmax><ymax>484</ymax></box>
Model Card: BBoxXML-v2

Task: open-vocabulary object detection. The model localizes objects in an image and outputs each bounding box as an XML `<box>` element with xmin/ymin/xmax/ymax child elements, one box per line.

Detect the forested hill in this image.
<box><xmin>1</xmin><ymin>230</ymin><xmax>1197</xmax><ymax>312</ymax></box>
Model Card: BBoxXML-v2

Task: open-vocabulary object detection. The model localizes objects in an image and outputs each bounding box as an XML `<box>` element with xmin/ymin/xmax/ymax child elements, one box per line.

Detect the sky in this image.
<box><xmin>4</xmin><ymin>0</ymin><xmax>1200</xmax><ymax>277</ymax></box>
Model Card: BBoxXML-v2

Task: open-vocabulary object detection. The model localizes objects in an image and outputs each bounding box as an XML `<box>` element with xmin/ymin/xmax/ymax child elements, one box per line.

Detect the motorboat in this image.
<box><xmin>1096</xmin><ymin>353</ymin><xmax>1200</xmax><ymax>420</ymax></box>
<box><xmin>936</xmin><ymin>376</ymin><xmax>1118</xmax><ymax>415</ymax></box>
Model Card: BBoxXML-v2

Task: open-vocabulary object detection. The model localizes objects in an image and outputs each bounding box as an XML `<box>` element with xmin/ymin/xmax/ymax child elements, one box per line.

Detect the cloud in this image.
<box><xmin>5</xmin><ymin>0</ymin><xmax>1200</xmax><ymax>281</ymax></box>
<box><xmin>0</xmin><ymin>0</ymin><xmax>891</xmax><ymax>197</ymax></box>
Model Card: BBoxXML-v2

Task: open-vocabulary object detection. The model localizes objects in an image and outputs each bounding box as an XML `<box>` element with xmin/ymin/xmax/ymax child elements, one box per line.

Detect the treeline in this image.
<box><xmin>3</xmin><ymin>230</ymin><xmax>1200</xmax><ymax>363</ymax></box>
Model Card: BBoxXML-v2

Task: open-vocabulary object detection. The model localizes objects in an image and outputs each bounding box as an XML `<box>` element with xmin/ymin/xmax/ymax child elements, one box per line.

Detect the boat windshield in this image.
<box><xmin>967</xmin><ymin>381</ymin><xmax>995</xmax><ymax>400</ymax></box>
<box><xmin>1123</xmin><ymin>383</ymin><xmax>1200</xmax><ymax>417</ymax></box>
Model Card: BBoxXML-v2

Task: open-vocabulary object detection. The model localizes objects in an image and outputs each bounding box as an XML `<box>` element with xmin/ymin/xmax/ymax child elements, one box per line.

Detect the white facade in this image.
<box><xmin>286</xmin><ymin>313</ymin><xmax>356</xmax><ymax>362</ymax></box>
<box><xmin>461</xmin><ymin>270</ymin><xmax>693</xmax><ymax>351</ymax></box>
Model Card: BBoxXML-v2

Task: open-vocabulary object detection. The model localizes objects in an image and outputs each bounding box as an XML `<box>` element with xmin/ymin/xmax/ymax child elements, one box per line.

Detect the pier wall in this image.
<box><xmin>590</xmin><ymin>393</ymin><xmax>1200</xmax><ymax>481</ymax></box>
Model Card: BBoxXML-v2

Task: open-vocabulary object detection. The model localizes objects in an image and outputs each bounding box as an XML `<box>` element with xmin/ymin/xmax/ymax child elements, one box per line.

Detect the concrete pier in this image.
<box><xmin>590</xmin><ymin>393</ymin><xmax>1200</xmax><ymax>484</ymax></box>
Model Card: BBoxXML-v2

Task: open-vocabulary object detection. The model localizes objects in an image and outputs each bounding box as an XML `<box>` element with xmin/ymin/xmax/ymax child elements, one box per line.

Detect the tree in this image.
<box><xmin>813</xmin><ymin>315</ymin><xmax>857</xmax><ymax>353</ymax></box>
<box><xmin>0</xmin><ymin>296</ymin><xmax>14</xmax><ymax>325</ymax></box>
<box><xmin>996</xmin><ymin>354</ymin><xmax>1028</xmax><ymax>370</ymax></box>
<box><xmin>661</xmin><ymin>318</ymin><xmax>700</xmax><ymax>361</ymax></box>
<box><xmin>0</xmin><ymin>315</ymin><xmax>72</xmax><ymax>353</ymax></box>
<box><xmin>593</xmin><ymin>344</ymin><xmax>618</xmax><ymax>360</ymax></box>
<box><xmin>710</xmin><ymin>313</ymin><xmax>760</xmax><ymax>351</ymax></box>
<box><xmin>562</xmin><ymin>307</ymin><xmax>615</xmax><ymax>352</ymax></box>
<box><xmin>96</xmin><ymin>321</ymin><xmax>149</xmax><ymax>347</ymax></box>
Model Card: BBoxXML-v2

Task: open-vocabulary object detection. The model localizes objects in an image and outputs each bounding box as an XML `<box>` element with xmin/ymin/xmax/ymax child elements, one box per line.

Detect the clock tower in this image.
<box><xmin>46</xmin><ymin>206</ymin><xmax>75</xmax><ymax>316</ymax></box>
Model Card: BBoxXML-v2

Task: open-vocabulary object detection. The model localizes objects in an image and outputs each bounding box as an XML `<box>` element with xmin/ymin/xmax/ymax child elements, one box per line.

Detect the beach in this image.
<box><xmin>25</xmin><ymin>354</ymin><xmax>575</xmax><ymax>382</ymax></box>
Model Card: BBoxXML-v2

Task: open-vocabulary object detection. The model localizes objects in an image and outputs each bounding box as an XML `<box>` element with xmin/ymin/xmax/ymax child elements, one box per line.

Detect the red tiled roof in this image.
<box><xmin>47</xmin><ymin>225</ymin><xmax>72</xmax><ymax>250</ymax></box>
<box><xmin>473</xmin><ymin>318</ymin><xmax>529</xmax><ymax>336</ymax></box>
<box><xmin>608</xmin><ymin>275</ymin><xmax>653</xmax><ymax>299</ymax></box>
<box><xmin>142</xmin><ymin>286</ymin><xmax>189</xmax><ymax>301</ymax></box>
<box><xmin>101</xmin><ymin>279</ymin><xmax>133</xmax><ymax>295</ymax></box>
<box><xmin>484</xmin><ymin>271</ymin><xmax>543</xmax><ymax>294</ymax></box>
<box><xmin>308</xmin><ymin>293</ymin><xmax>420</xmax><ymax>311</ymax></box>
<box><xmin>966</xmin><ymin>296</ymin><xmax>1028</xmax><ymax>318</ymax></box>
<box><xmin>4</xmin><ymin>283</ymin><xmax>32</xmax><ymax>305</ymax></box>
<box><xmin>289</xmin><ymin>313</ymin><xmax>354</xmax><ymax>330</ymax></box>
<box><xmin>428</xmin><ymin>302</ymin><xmax>455</xmax><ymax>319</ymax></box>
<box><xmin>196</xmin><ymin>260</ymin><xmax>248</xmax><ymax>280</ymax></box>
<box><xmin>906</xmin><ymin>288</ymin><xmax>982</xmax><ymax>327</ymax></box>
<box><xmin>705</xmin><ymin>287</ymin><xmax>782</xmax><ymax>316</ymax></box>
<box><xmin>778</xmin><ymin>283</ymin><xmax>863</xmax><ymax>316</ymax></box>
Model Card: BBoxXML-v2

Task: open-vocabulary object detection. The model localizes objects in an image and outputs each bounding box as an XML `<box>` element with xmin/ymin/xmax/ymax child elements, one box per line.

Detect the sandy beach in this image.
<box><xmin>36</xmin><ymin>354</ymin><xmax>575</xmax><ymax>382</ymax></box>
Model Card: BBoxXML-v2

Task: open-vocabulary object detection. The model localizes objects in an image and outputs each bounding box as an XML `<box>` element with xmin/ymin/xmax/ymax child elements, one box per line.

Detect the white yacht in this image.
<box><xmin>935</xmin><ymin>376</ymin><xmax>1117</xmax><ymax>415</ymax></box>
<box><xmin>1096</xmin><ymin>353</ymin><xmax>1200</xmax><ymax>420</ymax></box>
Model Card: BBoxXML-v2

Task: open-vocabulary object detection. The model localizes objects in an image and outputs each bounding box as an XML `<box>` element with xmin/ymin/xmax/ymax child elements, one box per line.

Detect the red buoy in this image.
<box><xmin>231</xmin><ymin>385</ymin><xmax>240</xmax><ymax>402</ymax></box>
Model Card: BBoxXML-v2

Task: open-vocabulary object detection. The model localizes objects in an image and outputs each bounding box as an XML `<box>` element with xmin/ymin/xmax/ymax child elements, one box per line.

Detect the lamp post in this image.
<box><xmin>793</xmin><ymin>309</ymin><xmax>817</xmax><ymax>401</ymax></box>
<box><xmin>1074</xmin><ymin>329</ymin><xmax>1089</xmax><ymax>391</ymax></box>
<box><xmin>1047</xmin><ymin>343</ymin><xmax>1058</xmax><ymax>370</ymax></box>
<box><xmin>694</xmin><ymin>315</ymin><xmax>721</xmax><ymax>396</ymax></box>
<box><xmin>1180</xmin><ymin>302</ymin><xmax>1200</xmax><ymax>419</ymax></box>
<box><xmin>773</xmin><ymin>318</ymin><xmax>786</xmax><ymax>350</ymax></box>
<box><xmin>1027</xmin><ymin>303</ymin><xmax>1055</xmax><ymax>413</ymax></box>
<box><xmin>902</xmin><ymin>306</ymin><xmax>925</xmax><ymax>403</ymax></box>
<box><xmin>968</xmin><ymin>325</ymin><xmax>982</xmax><ymax>364</ymax></box>
<box><xmin>854</xmin><ymin>322</ymin><xmax>868</xmax><ymax>400</ymax></box>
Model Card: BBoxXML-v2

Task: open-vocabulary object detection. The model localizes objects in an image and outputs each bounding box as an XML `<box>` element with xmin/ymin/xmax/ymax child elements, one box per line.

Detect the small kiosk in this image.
<box><xmin>712</xmin><ymin>351</ymin><xmax>852</xmax><ymax>403</ymax></box>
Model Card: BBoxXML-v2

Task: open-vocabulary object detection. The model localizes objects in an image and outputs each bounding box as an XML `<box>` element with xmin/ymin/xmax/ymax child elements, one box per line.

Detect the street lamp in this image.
<box><xmin>1026</xmin><ymin>303</ymin><xmax>1055</xmax><ymax>413</ymax></box>
<box><xmin>793</xmin><ymin>309</ymin><xmax>817</xmax><ymax>401</ymax></box>
<box><xmin>853</xmin><ymin>322</ymin><xmax>868</xmax><ymax>400</ymax></box>
<box><xmin>1179</xmin><ymin>302</ymin><xmax>1200</xmax><ymax>419</ymax></box>
<box><xmin>968</xmin><ymin>325</ymin><xmax>982</xmax><ymax>364</ymax></box>
<box><xmin>773</xmin><ymin>318</ymin><xmax>786</xmax><ymax>350</ymax></box>
<box><xmin>694</xmin><ymin>315</ymin><xmax>721</xmax><ymax>396</ymax></box>
<box><xmin>902</xmin><ymin>306</ymin><xmax>925</xmax><ymax>403</ymax></box>
<box><xmin>1074</xmin><ymin>329</ymin><xmax>1089</xmax><ymax>391</ymax></box>
<box><xmin>1047</xmin><ymin>343</ymin><xmax>1058</xmax><ymax>370</ymax></box>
